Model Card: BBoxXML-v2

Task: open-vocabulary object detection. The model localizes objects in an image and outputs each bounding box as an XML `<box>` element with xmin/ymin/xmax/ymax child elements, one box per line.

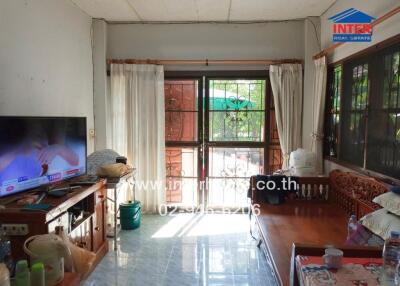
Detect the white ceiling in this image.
<box><xmin>70</xmin><ymin>0</ymin><xmax>337</xmax><ymax>22</ymax></box>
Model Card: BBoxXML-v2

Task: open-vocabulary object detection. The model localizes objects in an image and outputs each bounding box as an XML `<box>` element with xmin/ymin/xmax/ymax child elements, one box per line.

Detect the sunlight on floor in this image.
<box><xmin>151</xmin><ymin>213</ymin><xmax>248</xmax><ymax>238</ymax></box>
<box><xmin>84</xmin><ymin>214</ymin><xmax>277</xmax><ymax>286</ymax></box>
<box><xmin>151</xmin><ymin>213</ymin><xmax>196</xmax><ymax>238</ymax></box>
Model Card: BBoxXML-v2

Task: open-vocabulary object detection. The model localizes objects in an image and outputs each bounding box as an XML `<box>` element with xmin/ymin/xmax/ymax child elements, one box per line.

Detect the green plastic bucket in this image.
<box><xmin>120</xmin><ymin>201</ymin><xmax>141</xmax><ymax>230</ymax></box>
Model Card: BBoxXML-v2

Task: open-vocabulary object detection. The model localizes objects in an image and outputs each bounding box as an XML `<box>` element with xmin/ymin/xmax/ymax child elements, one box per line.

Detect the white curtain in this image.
<box><xmin>269</xmin><ymin>64</ymin><xmax>303</xmax><ymax>169</ymax></box>
<box><xmin>109</xmin><ymin>64</ymin><xmax>166</xmax><ymax>213</ymax></box>
<box><xmin>311</xmin><ymin>57</ymin><xmax>327</xmax><ymax>174</ymax></box>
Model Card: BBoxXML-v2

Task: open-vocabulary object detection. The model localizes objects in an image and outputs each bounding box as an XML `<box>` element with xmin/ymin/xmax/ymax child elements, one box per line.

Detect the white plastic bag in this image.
<box><xmin>55</xmin><ymin>226</ymin><xmax>96</xmax><ymax>277</ymax></box>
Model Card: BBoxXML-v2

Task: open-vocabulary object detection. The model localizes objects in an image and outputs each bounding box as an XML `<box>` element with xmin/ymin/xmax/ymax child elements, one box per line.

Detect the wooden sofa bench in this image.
<box><xmin>250</xmin><ymin>170</ymin><xmax>389</xmax><ymax>286</ymax></box>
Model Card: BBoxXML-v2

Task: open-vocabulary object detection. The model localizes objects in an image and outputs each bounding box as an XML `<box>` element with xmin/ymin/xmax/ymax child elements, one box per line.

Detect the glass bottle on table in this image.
<box><xmin>382</xmin><ymin>231</ymin><xmax>400</xmax><ymax>286</ymax></box>
<box><xmin>347</xmin><ymin>214</ymin><xmax>357</xmax><ymax>239</ymax></box>
<box><xmin>396</xmin><ymin>260</ymin><xmax>400</xmax><ymax>285</ymax></box>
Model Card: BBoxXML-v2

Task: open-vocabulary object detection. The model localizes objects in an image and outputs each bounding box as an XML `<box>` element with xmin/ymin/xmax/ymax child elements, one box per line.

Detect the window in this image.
<box><xmin>324</xmin><ymin>39</ymin><xmax>400</xmax><ymax>179</ymax></box>
<box><xmin>325</xmin><ymin>66</ymin><xmax>342</xmax><ymax>157</ymax></box>
<box><xmin>208</xmin><ymin>80</ymin><xmax>265</xmax><ymax>142</ymax></box>
<box><xmin>207</xmin><ymin>79</ymin><xmax>266</xmax><ymax>207</ymax></box>
<box><xmin>341</xmin><ymin>62</ymin><xmax>369</xmax><ymax>166</ymax></box>
<box><xmin>164</xmin><ymin>73</ymin><xmax>282</xmax><ymax>207</ymax></box>
<box><xmin>367</xmin><ymin>48</ymin><xmax>400</xmax><ymax>177</ymax></box>
<box><xmin>164</xmin><ymin>80</ymin><xmax>200</xmax><ymax>206</ymax></box>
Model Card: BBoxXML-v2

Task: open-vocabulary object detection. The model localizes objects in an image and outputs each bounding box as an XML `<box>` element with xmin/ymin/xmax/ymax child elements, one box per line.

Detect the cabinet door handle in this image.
<box><xmin>95</xmin><ymin>226</ymin><xmax>100</xmax><ymax>231</ymax></box>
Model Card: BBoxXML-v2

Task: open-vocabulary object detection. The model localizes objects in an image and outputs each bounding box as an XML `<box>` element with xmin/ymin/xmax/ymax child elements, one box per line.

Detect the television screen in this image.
<box><xmin>0</xmin><ymin>117</ymin><xmax>87</xmax><ymax>197</ymax></box>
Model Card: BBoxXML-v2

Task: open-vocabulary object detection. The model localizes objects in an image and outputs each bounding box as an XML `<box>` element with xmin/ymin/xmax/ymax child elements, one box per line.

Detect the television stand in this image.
<box><xmin>0</xmin><ymin>179</ymin><xmax>108</xmax><ymax>278</ymax></box>
<box><xmin>70</xmin><ymin>182</ymin><xmax>98</xmax><ymax>186</ymax></box>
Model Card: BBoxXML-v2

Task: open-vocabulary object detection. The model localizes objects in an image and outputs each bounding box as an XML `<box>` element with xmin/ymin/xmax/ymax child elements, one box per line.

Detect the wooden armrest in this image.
<box><xmin>291</xmin><ymin>243</ymin><xmax>382</xmax><ymax>286</ymax></box>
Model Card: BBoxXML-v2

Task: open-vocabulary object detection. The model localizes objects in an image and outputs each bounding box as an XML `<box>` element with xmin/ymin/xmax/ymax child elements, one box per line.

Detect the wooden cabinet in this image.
<box><xmin>69</xmin><ymin>223</ymin><xmax>82</xmax><ymax>247</ymax></box>
<box><xmin>48</xmin><ymin>212</ymin><xmax>69</xmax><ymax>234</ymax></box>
<box><xmin>95</xmin><ymin>187</ymin><xmax>106</xmax><ymax>205</ymax></box>
<box><xmin>69</xmin><ymin>216</ymin><xmax>92</xmax><ymax>251</ymax></box>
<box><xmin>0</xmin><ymin>180</ymin><xmax>108</xmax><ymax>272</ymax></box>
<box><xmin>67</xmin><ymin>188</ymin><xmax>106</xmax><ymax>254</ymax></box>
<box><xmin>81</xmin><ymin>217</ymin><xmax>92</xmax><ymax>251</ymax></box>
<box><xmin>92</xmin><ymin>190</ymin><xmax>106</xmax><ymax>252</ymax></box>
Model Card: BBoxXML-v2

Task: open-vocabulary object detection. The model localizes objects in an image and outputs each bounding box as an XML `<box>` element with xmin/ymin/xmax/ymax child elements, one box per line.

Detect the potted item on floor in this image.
<box><xmin>120</xmin><ymin>201</ymin><xmax>141</xmax><ymax>230</ymax></box>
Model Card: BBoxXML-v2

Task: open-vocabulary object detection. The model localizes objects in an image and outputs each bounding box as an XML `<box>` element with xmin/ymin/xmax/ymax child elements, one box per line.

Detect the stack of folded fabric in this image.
<box><xmin>356</xmin><ymin>186</ymin><xmax>400</xmax><ymax>245</ymax></box>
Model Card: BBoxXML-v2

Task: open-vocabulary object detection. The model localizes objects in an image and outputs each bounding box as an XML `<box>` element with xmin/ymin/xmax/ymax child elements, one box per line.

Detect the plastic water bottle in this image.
<box><xmin>381</xmin><ymin>231</ymin><xmax>400</xmax><ymax>286</ymax></box>
<box><xmin>0</xmin><ymin>227</ymin><xmax>13</xmax><ymax>274</ymax></box>
<box><xmin>396</xmin><ymin>261</ymin><xmax>400</xmax><ymax>285</ymax></box>
<box><xmin>15</xmin><ymin>260</ymin><xmax>30</xmax><ymax>286</ymax></box>
<box><xmin>31</xmin><ymin>262</ymin><xmax>45</xmax><ymax>286</ymax></box>
<box><xmin>347</xmin><ymin>214</ymin><xmax>357</xmax><ymax>239</ymax></box>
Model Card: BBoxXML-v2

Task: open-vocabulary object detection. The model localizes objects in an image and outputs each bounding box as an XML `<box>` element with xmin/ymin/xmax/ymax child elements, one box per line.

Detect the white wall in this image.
<box><xmin>302</xmin><ymin>17</ymin><xmax>321</xmax><ymax>151</ymax></box>
<box><xmin>95</xmin><ymin>21</ymin><xmax>305</xmax><ymax>148</ymax></box>
<box><xmin>92</xmin><ymin>19</ymin><xmax>108</xmax><ymax>151</ymax></box>
<box><xmin>90</xmin><ymin>21</ymin><xmax>305</xmax><ymax>151</ymax></box>
<box><xmin>107</xmin><ymin>22</ymin><xmax>305</xmax><ymax>70</ymax></box>
<box><xmin>321</xmin><ymin>0</ymin><xmax>400</xmax><ymax>63</ymax></box>
<box><xmin>0</xmin><ymin>0</ymin><xmax>95</xmax><ymax>152</ymax></box>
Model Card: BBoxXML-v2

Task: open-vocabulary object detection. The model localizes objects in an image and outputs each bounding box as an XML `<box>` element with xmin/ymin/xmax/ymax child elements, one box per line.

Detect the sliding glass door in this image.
<box><xmin>206</xmin><ymin>79</ymin><xmax>266</xmax><ymax>208</ymax></box>
<box><xmin>165</xmin><ymin>79</ymin><xmax>202</xmax><ymax>208</ymax></box>
<box><xmin>164</xmin><ymin>74</ymin><xmax>281</xmax><ymax>209</ymax></box>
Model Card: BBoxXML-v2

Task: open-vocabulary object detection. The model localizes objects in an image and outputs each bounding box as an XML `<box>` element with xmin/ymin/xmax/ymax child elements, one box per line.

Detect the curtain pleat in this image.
<box><xmin>109</xmin><ymin>64</ymin><xmax>166</xmax><ymax>213</ymax></box>
<box><xmin>311</xmin><ymin>57</ymin><xmax>327</xmax><ymax>174</ymax></box>
<box><xmin>269</xmin><ymin>64</ymin><xmax>303</xmax><ymax>169</ymax></box>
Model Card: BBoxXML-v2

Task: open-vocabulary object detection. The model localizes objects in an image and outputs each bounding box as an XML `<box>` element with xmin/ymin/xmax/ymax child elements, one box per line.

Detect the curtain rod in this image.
<box><xmin>313</xmin><ymin>6</ymin><xmax>400</xmax><ymax>60</ymax></box>
<box><xmin>106</xmin><ymin>58</ymin><xmax>303</xmax><ymax>66</ymax></box>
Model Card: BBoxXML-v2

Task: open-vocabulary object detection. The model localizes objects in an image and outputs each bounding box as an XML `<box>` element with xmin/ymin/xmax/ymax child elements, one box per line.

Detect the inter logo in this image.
<box><xmin>329</xmin><ymin>8</ymin><xmax>375</xmax><ymax>42</ymax></box>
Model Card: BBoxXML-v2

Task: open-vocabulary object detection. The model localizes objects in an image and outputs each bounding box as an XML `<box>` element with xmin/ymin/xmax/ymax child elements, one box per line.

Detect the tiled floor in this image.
<box><xmin>84</xmin><ymin>213</ymin><xmax>277</xmax><ymax>286</ymax></box>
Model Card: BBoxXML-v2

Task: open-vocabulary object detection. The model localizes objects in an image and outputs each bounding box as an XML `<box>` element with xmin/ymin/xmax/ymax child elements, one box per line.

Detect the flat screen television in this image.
<box><xmin>0</xmin><ymin>116</ymin><xmax>87</xmax><ymax>197</ymax></box>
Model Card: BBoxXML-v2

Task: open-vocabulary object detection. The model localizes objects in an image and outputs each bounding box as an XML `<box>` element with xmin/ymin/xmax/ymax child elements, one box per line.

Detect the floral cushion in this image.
<box><xmin>360</xmin><ymin>208</ymin><xmax>400</xmax><ymax>239</ymax></box>
<box><xmin>372</xmin><ymin>191</ymin><xmax>400</xmax><ymax>216</ymax></box>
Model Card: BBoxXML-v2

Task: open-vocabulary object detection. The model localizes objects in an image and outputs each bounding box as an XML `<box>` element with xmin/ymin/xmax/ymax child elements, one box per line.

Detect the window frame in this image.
<box><xmin>165</xmin><ymin>70</ymin><xmax>282</xmax><ymax>175</ymax></box>
<box><xmin>164</xmin><ymin>70</ymin><xmax>283</xmax><ymax>207</ymax></box>
<box><xmin>325</xmin><ymin>65</ymin><xmax>342</xmax><ymax>158</ymax></box>
<box><xmin>324</xmin><ymin>34</ymin><xmax>400</xmax><ymax>184</ymax></box>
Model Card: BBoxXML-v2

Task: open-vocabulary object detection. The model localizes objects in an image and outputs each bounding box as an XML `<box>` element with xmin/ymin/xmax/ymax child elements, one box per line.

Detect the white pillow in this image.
<box><xmin>360</xmin><ymin>208</ymin><xmax>400</xmax><ymax>240</ymax></box>
<box><xmin>373</xmin><ymin>192</ymin><xmax>400</xmax><ymax>216</ymax></box>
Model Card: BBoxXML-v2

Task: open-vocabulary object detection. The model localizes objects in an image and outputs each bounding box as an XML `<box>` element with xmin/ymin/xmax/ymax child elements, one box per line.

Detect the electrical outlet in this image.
<box><xmin>2</xmin><ymin>224</ymin><xmax>29</xmax><ymax>236</ymax></box>
<box><xmin>89</xmin><ymin>129</ymin><xmax>95</xmax><ymax>138</ymax></box>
